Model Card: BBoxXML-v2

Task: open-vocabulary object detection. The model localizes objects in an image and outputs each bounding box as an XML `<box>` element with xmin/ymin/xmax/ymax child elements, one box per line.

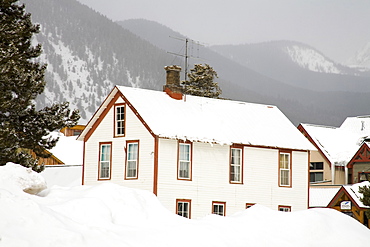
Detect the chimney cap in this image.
<box><xmin>164</xmin><ymin>65</ymin><xmax>181</xmax><ymax>71</ymax></box>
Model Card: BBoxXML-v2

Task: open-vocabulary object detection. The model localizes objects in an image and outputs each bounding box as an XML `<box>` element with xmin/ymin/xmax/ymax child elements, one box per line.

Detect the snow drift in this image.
<box><xmin>0</xmin><ymin>163</ymin><xmax>369</xmax><ymax>246</ymax></box>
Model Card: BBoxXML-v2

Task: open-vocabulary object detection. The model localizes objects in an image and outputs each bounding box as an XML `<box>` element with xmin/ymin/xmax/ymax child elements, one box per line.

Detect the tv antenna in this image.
<box><xmin>167</xmin><ymin>36</ymin><xmax>203</xmax><ymax>81</ymax></box>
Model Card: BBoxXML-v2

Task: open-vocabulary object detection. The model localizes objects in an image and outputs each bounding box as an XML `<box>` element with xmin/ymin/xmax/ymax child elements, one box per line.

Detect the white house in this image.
<box><xmin>78</xmin><ymin>66</ymin><xmax>315</xmax><ymax>218</ymax></box>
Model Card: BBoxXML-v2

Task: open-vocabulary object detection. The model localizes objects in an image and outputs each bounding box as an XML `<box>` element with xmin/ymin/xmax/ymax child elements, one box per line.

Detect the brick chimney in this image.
<box><xmin>163</xmin><ymin>65</ymin><xmax>183</xmax><ymax>100</ymax></box>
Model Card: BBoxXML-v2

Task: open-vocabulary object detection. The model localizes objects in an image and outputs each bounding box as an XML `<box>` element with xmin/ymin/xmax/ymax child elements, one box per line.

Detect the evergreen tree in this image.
<box><xmin>182</xmin><ymin>64</ymin><xmax>222</xmax><ymax>98</ymax></box>
<box><xmin>359</xmin><ymin>185</ymin><xmax>370</xmax><ymax>219</ymax></box>
<box><xmin>0</xmin><ymin>0</ymin><xmax>80</xmax><ymax>172</ymax></box>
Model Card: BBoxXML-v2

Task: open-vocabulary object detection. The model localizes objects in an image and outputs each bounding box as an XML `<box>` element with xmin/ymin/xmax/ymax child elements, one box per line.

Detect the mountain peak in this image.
<box><xmin>284</xmin><ymin>44</ymin><xmax>342</xmax><ymax>74</ymax></box>
<box><xmin>347</xmin><ymin>42</ymin><xmax>370</xmax><ymax>70</ymax></box>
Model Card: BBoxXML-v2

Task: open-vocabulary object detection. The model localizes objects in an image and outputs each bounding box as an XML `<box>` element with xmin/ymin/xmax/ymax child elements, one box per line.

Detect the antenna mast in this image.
<box><xmin>185</xmin><ymin>38</ymin><xmax>188</xmax><ymax>81</ymax></box>
<box><xmin>168</xmin><ymin>37</ymin><xmax>202</xmax><ymax>81</ymax></box>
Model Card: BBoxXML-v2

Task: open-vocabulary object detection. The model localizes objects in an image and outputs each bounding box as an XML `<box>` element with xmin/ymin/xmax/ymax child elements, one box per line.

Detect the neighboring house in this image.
<box><xmin>41</xmin><ymin>132</ymin><xmax>84</xmax><ymax>188</ymax></box>
<box><xmin>60</xmin><ymin>125</ymin><xmax>85</xmax><ymax>137</ymax></box>
<box><xmin>298</xmin><ymin>116</ymin><xmax>370</xmax><ymax>185</ymax></box>
<box><xmin>309</xmin><ymin>182</ymin><xmax>370</xmax><ymax>228</ymax></box>
<box><xmin>29</xmin><ymin>149</ymin><xmax>64</xmax><ymax>166</ymax></box>
<box><xmin>77</xmin><ymin>65</ymin><xmax>315</xmax><ymax>219</ymax></box>
<box><xmin>327</xmin><ymin>182</ymin><xmax>370</xmax><ymax>227</ymax></box>
<box><xmin>48</xmin><ymin>133</ymin><xmax>84</xmax><ymax>166</ymax></box>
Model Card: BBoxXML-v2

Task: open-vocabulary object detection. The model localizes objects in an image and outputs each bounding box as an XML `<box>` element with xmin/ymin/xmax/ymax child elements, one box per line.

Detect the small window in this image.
<box><xmin>212</xmin><ymin>201</ymin><xmax>226</xmax><ymax>216</ymax></box>
<box><xmin>177</xmin><ymin>199</ymin><xmax>191</xmax><ymax>219</ymax></box>
<box><xmin>279</xmin><ymin>152</ymin><xmax>291</xmax><ymax>187</ymax></box>
<box><xmin>178</xmin><ymin>142</ymin><xmax>191</xmax><ymax>180</ymax></box>
<box><xmin>310</xmin><ymin>162</ymin><xmax>323</xmax><ymax>170</ymax></box>
<box><xmin>115</xmin><ymin>104</ymin><xmax>125</xmax><ymax>136</ymax></box>
<box><xmin>99</xmin><ymin>142</ymin><xmax>111</xmax><ymax>179</ymax></box>
<box><xmin>126</xmin><ymin>141</ymin><xmax>139</xmax><ymax>179</ymax></box>
<box><xmin>278</xmin><ymin>205</ymin><xmax>291</xmax><ymax>212</ymax></box>
<box><xmin>310</xmin><ymin>172</ymin><xmax>324</xmax><ymax>182</ymax></box>
<box><xmin>230</xmin><ymin>147</ymin><xmax>242</xmax><ymax>183</ymax></box>
<box><xmin>310</xmin><ymin>162</ymin><xmax>324</xmax><ymax>183</ymax></box>
<box><xmin>359</xmin><ymin>172</ymin><xmax>370</xmax><ymax>182</ymax></box>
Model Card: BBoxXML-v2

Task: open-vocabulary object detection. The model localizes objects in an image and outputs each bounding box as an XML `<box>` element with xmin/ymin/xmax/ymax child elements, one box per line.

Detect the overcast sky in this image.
<box><xmin>77</xmin><ymin>0</ymin><xmax>370</xmax><ymax>64</ymax></box>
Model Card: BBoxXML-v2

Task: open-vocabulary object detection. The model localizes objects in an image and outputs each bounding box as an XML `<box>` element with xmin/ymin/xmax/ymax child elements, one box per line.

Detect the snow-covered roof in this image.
<box><xmin>301</xmin><ymin>116</ymin><xmax>370</xmax><ymax>165</ymax></box>
<box><xmin>309</xmin><ymin>187</ymin><xmax>340</xmax><ymax>207</ymax></box>
<box><xmin>48</xmin><ymin>134</ymin><xmax>83</xmax><ymax>166</ymax></box>
<box><xmin>342</xmin><ymin>181</ymin><xmax>370</xmax><ymax>208</ymax></box>
<box><xmin>310</xmin><ymin>182</ymin><xmax>370</xmax><ymax>208</ymax></box>
<box><xmin>80</xmin><ymin>86</ymin><xmax>315</xmax><ymax>151</ymax></box>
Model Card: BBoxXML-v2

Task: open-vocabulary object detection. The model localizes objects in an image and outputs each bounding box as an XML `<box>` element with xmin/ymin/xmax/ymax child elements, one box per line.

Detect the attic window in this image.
<box><xmin>114</xmin><ymin>104</ymin><xmax>125</xmax><ymax>137</ymax></box>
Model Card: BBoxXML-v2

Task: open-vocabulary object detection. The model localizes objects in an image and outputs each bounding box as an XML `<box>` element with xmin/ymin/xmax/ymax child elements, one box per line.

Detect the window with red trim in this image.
<box><xmin>279</xmin><ymin>151</ymin><xmax>291</xmax><ymax>187</ymax></box>
<box><xmin>125</xmin><ymin>141</ymin><xmax>139</xmax><ymax>179</ymax></box>
<box><xmin>178</xmin><ymin>141</ymin><xmax>192</xmax><ymax>180</ymax></box>
<box><xmin>99</xmin><ymin>142</ymin><xmax>112</xmax><ymax>180</ymax></box>
<box><xmin>278</xmin><ymin>205</ymin><xmax>291</xmax><ymax>212</ymax></box>
<box><xmin>176</xmin><ymin>199</ymin><xmax>191</xmax><ymax>219</ymax></box>
<box><xmin>230</xmin><ymin>147</ymin><xmax>243</xmax><ymax>183</ymax></box>
<box><xmin>212</xmin><ymin>201</ymin><xmax>226</xmax><ymax>216</ymax></box>
<box><xmin>114</xmin><ymin>104</ymin><xmax>125</xmax><ymax>137</ymax></box>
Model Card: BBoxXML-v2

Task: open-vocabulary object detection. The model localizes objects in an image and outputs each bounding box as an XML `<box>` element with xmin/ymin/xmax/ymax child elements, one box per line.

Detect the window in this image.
<box><xmin>99</xmin><ymin>142</ymin><xmax>111</xmax><ymax>179</ymax></box>
<box><xmin>178</xmin><ymin>142</ymin><xmax>191</xmax><ymax>180</ymax></box>
<box><xmin>278</xmin><ymin>205</ymin><xmax>291</xmax><ymax>212</ymax></box>
<box><xmin>176</xmin><ymin>199</ymin><xmax>191</xmax><ymax>218</ymax></box>
<box><xmin>212</xmin><ymin>201</ymin><xmax>226</xmax><ymax>216</ymax></box>
<box><xmin>310</xmin><ymin>162</ymin><xmax>323</xmax><ymax>170</ymax></box>
<box><xmin>359</xmin><ymin>172</ymin><xmax>370</xmax><ymax>182</ymax></box>
<box><xmin>310</xmin><ymin>172</ymin><xmax>324</xmax><ymax>182</ymax></box>
<box><xmin>115</xmin><ymin>104</ymin><xmax>125</xmax><ymax>136</ymax></box>
<box><xmin>310</xmin><ymin>162</ymin><xmax>324</xmax><ymax>183</ymax></box>
<box><xmin>230</xmin><ymin>147</ymin><xmax>242</xmax><ymax>183</ymax></box>
<box><xmin>279</xmin><ymin>152</ymin><xmax>291</xmax><ymax>187</ymax></box>
<box><xmin>125</xmin><ymin>141</ymin><xmax>139</xmax><ymax>179</ymax></box>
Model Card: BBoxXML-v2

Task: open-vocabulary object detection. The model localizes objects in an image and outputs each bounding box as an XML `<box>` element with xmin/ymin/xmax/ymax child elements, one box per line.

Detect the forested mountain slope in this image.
<box><xmin>24</xmin><ymin>0</ymin><xmax>173</xmax><ymax>121</ymax></box>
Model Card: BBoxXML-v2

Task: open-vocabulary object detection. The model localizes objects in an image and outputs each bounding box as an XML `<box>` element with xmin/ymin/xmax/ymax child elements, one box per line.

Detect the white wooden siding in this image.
<box><xmin>83</xmin><ymin>96</ymin><xmax>155</xmax><ymax>192</ymax></box>
<box><xmin>157</xmin><ymin>141</ymin><xmax>309</xmax><ymax>218</ymax></box>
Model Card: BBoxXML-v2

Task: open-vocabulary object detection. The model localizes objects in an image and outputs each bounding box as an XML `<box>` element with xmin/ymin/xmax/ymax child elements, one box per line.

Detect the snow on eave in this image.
<box><xmin>77</xmin><ymin>87</ymin><xmax>119</xmax><ymax>141</ymax></box>
<box><xmin>299</xmin><ymin>123</ymin><xmax>358</xmax><ymax>166</ymax></box>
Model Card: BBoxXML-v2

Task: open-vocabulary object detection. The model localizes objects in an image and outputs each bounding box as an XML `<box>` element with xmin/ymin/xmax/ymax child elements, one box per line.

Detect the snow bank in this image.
<box><xmin>0</xmin><ymin>162</ymin><xmax>46</xmax><ymax>194</ymax></box>
<box><xmin>0</xmin><ymin>163</ymin><xmax>369</xmax><ymax>247</ymax></box>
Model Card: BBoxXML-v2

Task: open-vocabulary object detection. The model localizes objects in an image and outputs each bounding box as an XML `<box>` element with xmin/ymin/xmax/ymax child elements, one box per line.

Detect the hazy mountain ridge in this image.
<box><xmin>20</xmin><ymin>1</ymin><xmax>370</xmax><ymax>126</ymax></box>
<box><xmin>210</xmin><ymin>41</ymin><xmax>370</xmax><ymax>92</ymax></box>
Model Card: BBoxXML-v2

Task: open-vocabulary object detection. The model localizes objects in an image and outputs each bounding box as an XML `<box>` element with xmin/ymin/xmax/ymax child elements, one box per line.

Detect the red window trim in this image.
<box><xmin>212</xmin><ymin>201</ymin><xmax>226</xmax><ymax>216</ymax></box>
<box><xmin>114</xmin><ymin>103</ymin><xmax>126</xmax><ymax>138</ymax></box>
<box><xmin>176</xmin><ymin>199</ymin><xmax>192</xmax><ymax>219</ymax></box>
<box><xmin>125</xmin><ymin>140</ymin><xmax>140</xmax><ymax>180</ymax></box>
<box><xmin>229</xmin><ymin>144</ymin><xmax>244</xmax><ymax>184</ymax></box>
<box><xmin>278</xmin><ymin>150</ymin><xmax>292</xmax><ymax>188</ymax></box>
<box><xmin>177</xmin><ymin>140</ymin><xmax>192</xmax><ymax>181</ymax></box>
<box><xmin>278</xmin><ymin>205</ymin><xmax>292</xmax><ymax>212</ymax></box>
<box><xmin>98</xmin><ymin>142</ymin><xmax>112</xmax><ymax>180</ymax></box>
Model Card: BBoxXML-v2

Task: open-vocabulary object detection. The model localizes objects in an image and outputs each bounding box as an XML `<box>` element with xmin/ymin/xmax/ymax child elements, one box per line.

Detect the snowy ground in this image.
<box><xmin>1</xmin><ymin>163</ymin><xmax>370</xmax><ymax>247</ymax></box>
